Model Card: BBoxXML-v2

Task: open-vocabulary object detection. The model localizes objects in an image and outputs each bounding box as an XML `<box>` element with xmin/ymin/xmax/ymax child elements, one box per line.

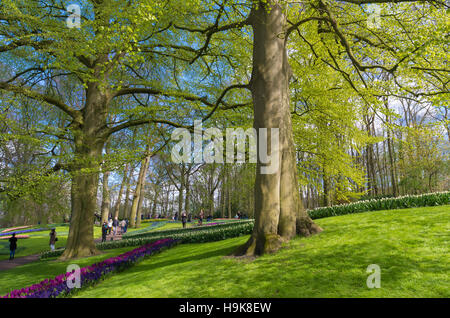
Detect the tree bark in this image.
<box><xmin>136</xmin><ymin>154</ymin><xmax>151</xmax><ymax>227</ymax></box>
<box><xmin>100</xmin><ymin>169</ymin><xmax>110</xmax><ymax>225</ymax></box>
<box><xmin>113</xmin><ymin>163</ymin><xmax>129</xmax><ymax>220</ymax></box>
<box><xmin>61</xmin><ymin>83</ymin><xmax>110</xmax><ymax>260</ymax></box>
<box><xmin>234</xmin><ymin>1</ymin><xmax>321</xmax><ymax>257</ymax></box>
<box><xmin>130</xmin><ymin>150</ymin><xmax>151</xmax><ymax>228</ymax></box>
<box><xmin>122</xmin><ymin>171</ymin><xmax>133</xmax><ymax>219</ymax></box>
<box><xmin>185</xmin><ymin>174</ymin><xmax>190</xmax><ymax>215</ymax></box>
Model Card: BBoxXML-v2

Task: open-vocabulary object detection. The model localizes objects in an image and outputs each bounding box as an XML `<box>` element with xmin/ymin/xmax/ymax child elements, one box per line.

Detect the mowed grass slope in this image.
<box><xmin>73</xmin><ymin>205</ymin><xmax>449</xmax><ymax>298</ymax></box>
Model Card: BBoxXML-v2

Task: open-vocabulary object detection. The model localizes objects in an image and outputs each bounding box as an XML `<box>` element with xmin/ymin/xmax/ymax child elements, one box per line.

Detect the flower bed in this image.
<box><xmin>190</xmin><ymin>222</ymin><xmax>227</xmax><ymax>228</ymax></box>
<box><xmin>0</xmin><ymin>235</ymin><xmax>30</xmax><ymax>240</ymax></box>
<box><xmin>122</xmin><ymin>221</ymin><xmax>168</xmax><ymax>238</ymax></box>
<box><xmin>3</xmin><ymin>238</ymin><xmax>179</xmax><ymax>298</ymax></box>
<box><xmin>1</xmin><ymin>226</ymin><xmax>32</xmax><ymax>233</ymax></box>
<box><xmin>0</xmin><ymin>228</ymin><xmax>48</xmax><ymax>237</ymax></box>
<box><xmin>142</xmin><ymin>219</ymin><xmax>169</xmax><ymax>222</ymax></box>
<box><xmin>307</xmin><ymin>191</ymin><xmax>450</xmax><ymax>219</ymax></box>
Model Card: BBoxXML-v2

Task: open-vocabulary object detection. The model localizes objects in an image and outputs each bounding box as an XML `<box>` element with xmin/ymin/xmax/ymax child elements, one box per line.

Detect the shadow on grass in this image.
<box><xmin>132</xmin><ymin>244</ymin><xmax>239</xmax><ymax>273</ymax></box>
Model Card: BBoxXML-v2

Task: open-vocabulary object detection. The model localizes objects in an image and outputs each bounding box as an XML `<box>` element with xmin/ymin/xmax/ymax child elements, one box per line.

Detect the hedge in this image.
<box><xmin>121</xmin><ymin>220</ymin><xmax>251</xmax><ymax>240</ymax></box>
<box><xmin>307</xmin><ymin>191</ymin><xmax>449</xmax><ymax>219</ymax></box>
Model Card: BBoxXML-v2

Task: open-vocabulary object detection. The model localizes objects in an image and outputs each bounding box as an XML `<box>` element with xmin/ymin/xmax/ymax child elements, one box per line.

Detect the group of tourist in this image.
<box><xmin>101</xmin><ymin>217</ymin><xmax>129</xmax><ymax>242</ymax></box>
<box><xmin>8</xmin><ymin>228</ymin><xmax>57</xmax><ymax>261</ymax></box>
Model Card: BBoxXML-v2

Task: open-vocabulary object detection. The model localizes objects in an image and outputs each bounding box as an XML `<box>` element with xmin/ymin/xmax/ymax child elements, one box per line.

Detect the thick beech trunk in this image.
<box><xmin>234</xmin><ymin>1</ymin><xmax>321</xmax><ymax>256</ymax></box>
<box><xmin>61</xmin><ymin>83</ymin><xmax>109</xmax><ymax>260</ymax></box>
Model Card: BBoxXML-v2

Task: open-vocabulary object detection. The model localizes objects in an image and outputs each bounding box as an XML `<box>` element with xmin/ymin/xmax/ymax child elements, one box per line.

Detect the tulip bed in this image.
<box><xmin>2</xmin><ymin>238</ymin><xmax>179</xmax><ymax>298</ymax></box>
<box><xmin>0</xmin><ymin>234</ymin><xmax>30</xmax><ymax>240</ymax></box>
<box><xmin>307</xmin><ymin>191</ymin><xmax>449</xmax><ymax>219</ymax></box>
<box><xmin>0</xmin><ymin>227</ymin><xmax>48</xmax><ymax>237</ymax></box>
<box><xmin>1</xmin><ymin>226</ymin><xmax>32</xmax><ymax>233</ymax></box>
<box><xmin>122</xmin><ymin>221</ymin><xmax>168</xmax><ymax>238</ymax></box>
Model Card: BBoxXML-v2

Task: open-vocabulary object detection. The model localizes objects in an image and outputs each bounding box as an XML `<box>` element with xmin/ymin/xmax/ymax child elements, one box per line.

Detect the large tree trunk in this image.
<box><xmin>234</xmin><ymin>1</ymin><xmax>321</xmax><ymax>256</ymax></box>
<box><xmin>61</xmin><ymin>83</ymin><xmax>109</xmax><ymax>260</ymax></box>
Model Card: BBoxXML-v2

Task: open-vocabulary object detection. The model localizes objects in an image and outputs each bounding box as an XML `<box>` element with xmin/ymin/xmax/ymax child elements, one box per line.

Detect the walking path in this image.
<box><xmin>0</xmin><ymin>232</ymin><xmax>125</xmax><ymax>271</ymax></box>
<box><xmin>0</xmin><ymin>254</ymin><xmax>40</xmax><ymax>271</ymax></box>
<box><xmin>94</xmin><ymin>232</ymin><xmax>123</xmax><ymax>243</ymax></box>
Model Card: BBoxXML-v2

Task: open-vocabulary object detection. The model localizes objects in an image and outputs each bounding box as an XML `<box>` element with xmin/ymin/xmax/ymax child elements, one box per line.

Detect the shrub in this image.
<box><xmin>122</xmin><ymin>220</ymin><xmax>251</xmax><ymax>240</ymax></box>
<box><xmin>307</xmin><ymin>191</ymin><xmax>450</xmax><ymax>219</ymax></box>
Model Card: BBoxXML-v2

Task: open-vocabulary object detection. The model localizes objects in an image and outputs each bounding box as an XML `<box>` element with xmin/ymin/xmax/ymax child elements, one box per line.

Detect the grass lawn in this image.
<box><xmin>72</xmin><ymin>205</ymin><xmax>449</xmax><ymax>298</ymax></box>
<box><xmin>0</xmin><ymin>226</ymin><xmax>70</xmax><ymax>261</ymax></box>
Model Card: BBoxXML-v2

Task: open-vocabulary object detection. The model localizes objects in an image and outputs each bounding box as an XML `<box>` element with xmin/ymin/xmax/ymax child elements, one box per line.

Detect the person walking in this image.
<box><xmin>113</xmin><ymin>217</ymin><xmax>119</xmax><ymax>236</ymax></box>
<box><xmin>199</xmin><ymin>209</ymin><xmax>204</xmax><ymax>226</ymax></box>
<box><xmin>124</xmin><ymin>218</ymin><xmax>129</xmax><ymax>233</ymax></box>
<box><xmin>108</xmin><ymin>219</ymin><xmax>112</xmax><ymax>234</ymax></box>
<box><xmin>101</xmin><ymin>221</ymin><xmax>108</xmax><ymax>242</ymax></box>
<box><xmin>181</xmin><ymin>211</ymin><xmax>187</xmax><ymax>229</ymax></box>
<box><xmin>49</xmin><ymin>228</ymin><xmax>57</xmax><ymax>251</ymax></box>
<box><xmin>121</xmin><ymin>219</ymin><xmax>127</xmax><ymax>234</ymax></box>
<box><xmin>9</xmin><ymin>233</ymin><xmax>18</xmax><ymax>260</ymax></box>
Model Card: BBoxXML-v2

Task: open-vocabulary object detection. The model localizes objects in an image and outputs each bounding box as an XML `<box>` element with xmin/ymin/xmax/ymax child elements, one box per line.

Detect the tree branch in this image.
<box><xmin>0</xmin><ymin>82</ymin><xmax>82</xmax><ymax>121</ymax></box>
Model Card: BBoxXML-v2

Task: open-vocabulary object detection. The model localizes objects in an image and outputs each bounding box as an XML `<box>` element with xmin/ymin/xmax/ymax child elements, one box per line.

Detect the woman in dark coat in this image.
<box><xmin>101</xmin><ymin>221</ymin><xmax>108</xmax><ymax>242</ymax></box>
<box><xmin>9</xmin><ymin>233</ymin><xmax>18</xmax><ymax>260</ymax></box>
<box><xmin>49</xmin><ymin>229</ymin><xmax>57</xmax><ymax>251</ymax></box>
